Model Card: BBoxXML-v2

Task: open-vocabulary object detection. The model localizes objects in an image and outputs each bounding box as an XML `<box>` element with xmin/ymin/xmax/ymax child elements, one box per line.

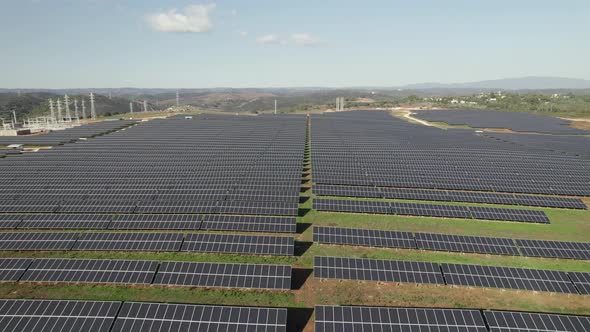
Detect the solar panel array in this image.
<box><xmin>0</xmin><ymin>299</ymin><xmax>120</xmax><ymax>332</ymax></box>
<box><xmin>314</xmin><ymin>184</ymin><xmax>587</xmax><ymax>209</ymax></box>
<box><xmin>21</xmin><ymin>259</ymin><xmax>159</xmax><ymax>285</ymax></box>
<box><xmin>0</xmin><ymin>213</ymin><xmax>296</xmax><ymax>233</ymax></box>
<box><xmin>0</xmin><ymin>258</ymin><xmax>32</xmax><ymax>282</ymax></box>
<box><xmin>0</xmin><ymin>231</ymin><xmax>294</xmax><ymax>256</ymax></box>
<box><xmin>442</xmin><ymin>263</ymin><xmax>578</xmax><ymax>294</ymax></box>
<box><xmin>311</xmin><ymin>111</ymin><xmax>589</xmax><ymax>198</ymax></box>
<box><xmin>1</xmin><ymin>258</ymin><xmax>292</xmax><ymax>290</ymax></box>
<box><xmin>314</xmin><ymin>256</ymin><xmax>587</xmax><ymax>295</ymax></box>
<box><xmin>516</xmin><ymin>239</ymin><xmax>590</xmax><ymax>260</ymax></box>
<box><xmin>314</xmin><ymin>256</ymin><xmax>444</xmax><ymax>284</ymax></box>
<box><xmin>316</xmin><ymin>306</ymin><xmax>590</xmax><ymax>332</ymax></box>
<box><xmin>0</xmin><ymin>114</ymin><xmax>306</xmax><ymax>235</ymax></box>
<box><xmin>0</xmin><ymin>120</ymin><xmax>136</xmax><ymax>146</ymax></box>
<box><xmin>0</xmin><ymin>300</ymin><xmax>288</xmax><ymax>332</ymax></box>
<box><xmin>315</xmin><ymin>306</ymin><xmax>488</xmax><ymax>332</ymax></box>
<box><xmin>486</xmin><ymin>132</ymin><xmax>590</xmax><ymax>157</ymax></box>
<box><xmin>569</xmin><ymin>272</ymin><xmax>590</xmax><ymax>295</ymax></box>
<box><xmin>112</xmin><ymin>302</ymin><xmax>288</xmax><ymax>332</ymax></box>
<box><xmin>413</xmin><ymin>109</ymin><xmax>588</xmax><ymax>135</ymax></box>
<box><xmin>182</xmin><ymin>233</ymin><xmax>294</xmax><ymax>256</ymax></box>
<box><xmin>314</xmin><ymin>226</ymin><xmax>590</xmax><ymax>260</ymax></box>
<box><xmin>313</xmin><ymin>198</ymin><xmax>550</xmax><ymax>223</ymax></box>
<box><xmin>484</xmin><ymin>310</ymin><xmax>590</xmax><ymax>332</ymax></box>
<box><xmin>154</xmin><ymin>261</ymin><xmax>292</xmax><ymax>290</ymax></box>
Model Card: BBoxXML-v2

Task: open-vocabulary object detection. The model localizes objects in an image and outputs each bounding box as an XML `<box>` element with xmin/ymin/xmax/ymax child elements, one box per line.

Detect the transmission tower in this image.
<box><xmin>49</xmin><ymin>99</ymin><xmax>55</xmax><ymax>123</ymax></box>
<box><xmin>81</xmin><ymin>99</ymin><xmax>87</xmax><ymax>120</ymax></box>
<box><xmin>176</xmin><ymin>91</ymin><xmax>180</xmax><ymax>107</ymax></box>
<box><xmin>64</xmin><ymin>95</ymin><xmax>71</xmax><ymax>122</ymax></box>
<box><xmin>89</xmin><ymin>93</ymin><xmax>96</xmax><ymax>120</ymax></box>
<box><xmin>74</xmin><ymin>99</ymin><xmax>80</xmax><ymax>124</ymax></box>
<box><xmin>56</xmin><ymin>99</ymin><xmax>63</xmax><ymax>123</ymax></box>
<box><xmin>129</xmin><ymin>102</ymin><xmax>134</xmax><ymax>113</ymax></box>
<box><xmin>143</xmin><ymin>100</ymin><xmax>147</xmax><ymax>113</ymax></box>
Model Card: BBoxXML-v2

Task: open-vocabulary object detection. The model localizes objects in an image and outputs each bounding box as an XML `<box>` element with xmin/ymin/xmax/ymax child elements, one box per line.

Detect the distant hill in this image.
<box><xmin>401</xmin><ymin>77</ymin><xmax>590</xmax><ymax>90</ymax></box>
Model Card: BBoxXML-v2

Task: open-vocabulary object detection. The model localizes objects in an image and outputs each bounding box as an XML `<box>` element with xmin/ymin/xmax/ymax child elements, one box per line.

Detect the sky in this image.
<box><xmin>1</xmin><ymin>0</ymin><xmax>589</xmax><ymax>88</ymax></box>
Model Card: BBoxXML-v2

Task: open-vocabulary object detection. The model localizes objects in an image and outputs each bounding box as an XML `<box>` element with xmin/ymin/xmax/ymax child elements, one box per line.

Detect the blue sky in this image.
<box><xmin>1</xmin><ymin>0</ymin><xmax>589</xmax><ymax>88</ymax></box>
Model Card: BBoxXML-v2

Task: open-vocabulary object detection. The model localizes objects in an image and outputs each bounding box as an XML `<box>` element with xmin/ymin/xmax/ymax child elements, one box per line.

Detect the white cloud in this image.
<box><xmin>147</xmin><ymin>4</ymin><xmax>215</xmax><ymax>33</ymax></box>
<box><xmin>256</xmin><ymin>34</ymin><xmax>280</xmax><ymax>44</ymax></box>
<box><xmin>291</xmin><ymin>33</ymin><xmax>321</xmax><ymax>46</ymax></box>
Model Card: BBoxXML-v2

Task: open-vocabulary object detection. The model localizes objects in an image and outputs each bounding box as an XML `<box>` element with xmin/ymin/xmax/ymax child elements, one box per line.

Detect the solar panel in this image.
<box><xmin>0</xmin><ymin>299</ymin><xmax>121</xmax><ymax>332</ymax></box>
<box><xmin>109</xmin><ymin>214</ymin><xmax>201</xmax><ymax>230</ymax></box>
<box><xmin>0</xmin><ymin>232</ymin><xmax>78</xmax><ymax>251</ymax></box>
<box><xmin>200</xmin><ymin>215</ymin><xmax>296</xmax><ymax>233</ymax></box>
<box><xmin>153</xmin><ymin>261</ymin><xmax>292</xmax><ymax>290</ymax></box>
<box><xmin>469</xmin><ymin>206</ymin><xmax>550</xmax><ymax>224</ymax></box>
<box><xmin>0</xmin><ymin>214</ymin><xmax>22</xmax><ymax>229</ymax></box>
<box><xmin>181</xmin><ymin>233</ymin><xmax>294</xmax><ymax>256</ymax></box>
<box><xmin>415</xmin><ymin>232</ymin><xmax>520</xmax><ymax>256</ymax></box>
<box><xmin>73</xmin><ymin>232</ymin><xmax>183</xmax><ymax>251</ymax></box>
<box><xmin>21</xmin><ymin>258</ymin><xmax>158</xmax><ymax>285</ymax></box>
<box><xmin>0</xmin><ymin>258</ymin><xmax>32</xmax><ymax>282</ymax></box>
<box><xmin>484</xmin><ymin>310</ymin><xmax>590</xmax><ymax>332</ymax></box>
<box><xmin>313</xmin><ymin>198</ymin><xmax>551</xmax><ymax>223</ymax></box>
<box><xmin>569</xmin><ymin>272</ymin><xmax>590</xmax><ymax>295</ymax></box>
<box><xmin>315</xmin><ymin>306</ymin><xmax>488</xmax><ymax>332</ymax></box>
<box><xmin>516</xmin><ymin>239</ymin><xmax>590</xmax><ymax>260</ymax></box>
<box><xmin>441</xmin><ymin>263</ymin><xmax>578</xmax><ymax>294</ymax></box>
<box><xmin>19</xmin><ymin>214</ymin><xmax>111</xmax><ymax>229</ymax></box>
<box><xmin>314</xmin><ymin>256</ymin><xmax>444</xmax><ymax>284</ymax></box>
<box><xmin>313</xmin><ymin>226</ymin><xmax>416</xmax><ymax>249</ymax></box>
<box><xmin>111</xmin><ymin>302</ymin><xmax>288</xmax><ymax>332</ymax></box>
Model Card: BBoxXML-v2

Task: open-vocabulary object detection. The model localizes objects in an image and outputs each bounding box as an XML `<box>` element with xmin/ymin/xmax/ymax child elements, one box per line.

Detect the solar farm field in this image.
<box><xmin>0</xmin><ymin>110</ymin><xmax>589</xmax><ymax>331</ymax></box>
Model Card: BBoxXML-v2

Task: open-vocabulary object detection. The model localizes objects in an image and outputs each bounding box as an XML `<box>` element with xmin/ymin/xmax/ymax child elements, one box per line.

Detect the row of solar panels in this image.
<box><xmin>316</xmin><ymin>305</ymin><xmax>590</xmax><ymax>332</ymax></box>
<box><xmin>0</xmin><ymin>193</ymin><xmax>301</xmax><ymax>204</ymax></box>
<box><xmin>313</xmin><ymin>198</ymin><xmax>550</xmax><ymax>223</ymax></box>
<box><xmin>0</xmin><ymin>120</ymin><xmax>137</xmax><ymax>145</ymax></box>
<box><xmin>412</xmin><ymin>109</ymin><xmax>587</xmax><ymax>135</ymax></box>
<box><xmin>0</xmin><ymin>258</ymin><xmax>292</xmax><ymax>290</ymax></box>
<box><xmin>1</xmin><ymin>300</ymin><xmax>589</xmax><ymax>332</ymax></box>
<box><xmin>0</xmin><ymin>300</ymin><xmax>288</xmax><ymax>332</ymax></box>
<box><xmin>0</xmin><ymin>214</ymin><xmax>297</xmax><ymax>233</ymax></box>
<box><xmin>0</xmin><ymin>232</ymin><xmax>294</xmax><ymax>256</ymax></box>
<box><xmin>314</xmin><ymin>174</ymin><xmax>590</xmax><ymax>196</ymax></box>
<box><xmin>314</xmin><ymin>184</ymin><xmax>587</xmax><ymax>209</ymax></box>
<box><xmin>314</xmin><ymin>256</ymin><xmax>590</xmax><ymax>295</ymax></box>
<box><xmin>0</xmin><ymin>200</ymin><xmax>299</xmax><ymax>216</ymax></box>
<box><xmin>314</xmin><ymin>226</ymin><xmax>590</xmax><ymax>260</ymax></box>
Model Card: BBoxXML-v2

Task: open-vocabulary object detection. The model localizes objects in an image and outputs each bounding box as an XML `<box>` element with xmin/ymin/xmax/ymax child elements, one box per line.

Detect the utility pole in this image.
<box><xmin>12</xmin><ymin>110</ymin><xmax>17</xmax><ymax>128</ymax></box>
<box><xmin>49</xmin><ymin>99</ymin><xmax>55</xmax><ymax>123</ymax></box>
<box><xmin>64</xmin><ymin>94</ymin><xmax>71</xmax><ymax>122</ymax></box>
<box><xmin>81</xmin><ymin>99</ymin><xmax>87</xmax><ymax>120</ymax></box>
<box><xmin>274</xmin><ymin>99</ymin><xmax>277</xmax><ymax>115</ymax></box>
<box><xmin>89</xmin><ymin>93</ymin><xmax>96</xmax><ymax>120</ymax></box>
<box><xmin>129</xmin><ymin>102</ymin><xmax>134</xmax><ymax>113</ymax></box>
<box><xmin>74</xmin><ymin>99</ymin><xmax>80</xmax><ymax>124</ymax></box>
<box><xmin>56</xmin><ymin>99</ymin><xmax>63</xmax><ymax>123</ymax></box>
